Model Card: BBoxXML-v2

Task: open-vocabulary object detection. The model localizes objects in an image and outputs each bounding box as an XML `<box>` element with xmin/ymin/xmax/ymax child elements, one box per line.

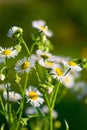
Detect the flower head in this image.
<box><xmin>38</xmin><ymin>59</ymin><xmax>54</xmax><ymax>69</ymax></box>
<box><xmin>0</xmin><ymin>74</ymin><xmax>5</xmax><ymax>81</ymax></box>
<box><xmin>7</xmin><ymin>26</ymin><xmax>23</xmax><ymax>38</ymax></box>
<box><xmin>63</xmin><ymin>60</ymin><xmax>82</xmax><ymax>72</ymax></box>
<box><xmin>62</xmin><ymin>74</ymin><xmax>75</xmax><ymax>88</ymax></box>
<box><xmin>36</xmin><ymin>49</ymin><xmax>52</xmax><ymax>60</ymax></box>
<box><xmin>3</xmin><ymin>91</ymin><xmax>22</xmax><ymax>102</ymax></box>
<box><xmin>15</xmin><ymin>57</ymin><xmax>35</xmax><ymax>73</ymax></box>
<box><xmin>0</xmin><ymin>47</ymin><xmax>18</xmax><ymax>58</ymax></box>
<box><xmin>50</xmin><ymin>64</ymin><xmax>64</xmax><ymax>81</ymax></box>
<box><xmin>32</xmin><ymin>20</ymin><xmax>53</xmax><ymax>37</ymax></box>
<box><xmin>26</xmin><ymin>86</ymin><xmax>44</xmax><ymax>107</ymax></box>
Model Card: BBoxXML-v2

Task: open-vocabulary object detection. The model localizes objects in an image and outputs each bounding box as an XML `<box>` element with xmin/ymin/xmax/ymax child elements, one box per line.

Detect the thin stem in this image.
<box><xmin>0</xmin><ymin>95</ymin><xmax>5</xmax><ymax>110</ymax></box>
<box><xmin>49</xmin><ymin>108</ymin><xmax>53</xmax><ymax>130</ymax></box>
<box><xmin>51</xmin><ymin>81</ymin><xmax>60</xmax><ymax>110</ymax></box>
<box><xmin>16</xmin><ymin>73</ymin><xmax>29</xmax><ymax>130</ymax></box>
<box><xmin>19</xmin><ymin>36</ymin><xmax>30</xmax><ymax>56</ymax></box>
<box><xmin>5</xmin><ymin>57</ymin><xmax>11</xmax><ymax>129</ymax></box>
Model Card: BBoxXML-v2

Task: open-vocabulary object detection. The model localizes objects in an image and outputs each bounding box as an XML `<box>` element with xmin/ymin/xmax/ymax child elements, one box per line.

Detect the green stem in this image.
<box><xmin>19</xmin><ymin>36</ymin><xmax>30</xmax><ymax>56</ymax></box>
<box><xmin>0</xmin><ymin>95</ymin><xmax>4</xmax><ymax>110</ymax></box>
<box><xmin>5</xmin><ymin>58</ymin><xmax>11</xmax><ymax>129</ymax></box>
<box><xmin>16</xmin><ymin>73</ymin><xmax>29</xmax><ymax>130</ymax></box>
<box><xmin>49</xmin><ymin>108</ymin><xmax>53</xmax><ymax>130</ymax></box>
<box><xmin>51</xmin><ymin>81</ymin><xmax>60</xmax><ymax>109</ymax></box>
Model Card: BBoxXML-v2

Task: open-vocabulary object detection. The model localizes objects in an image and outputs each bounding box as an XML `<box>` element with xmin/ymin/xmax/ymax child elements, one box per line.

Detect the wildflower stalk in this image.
<box><xmin>16</xmin><ymin>73</ymin><xmax>29</xmax><ymax>130</ymax></box>
<box><xmin>5</xmin><ymin>57</ymin><xmax>11</xmax><ymax>129</ymax></box>
<box><xmin>49</xmin><ymin>108</ymin><xmax>53</xmax><ymax>130</ymax></box>
<box><xmin>18</xmin><ymin>36</ymin><xmax>30</xmax><ymax>56</ymax></box>
<box><xmin>51</xmin><ymin>81</ymin><xmax>60</xmax><ymax>109</ymax></box>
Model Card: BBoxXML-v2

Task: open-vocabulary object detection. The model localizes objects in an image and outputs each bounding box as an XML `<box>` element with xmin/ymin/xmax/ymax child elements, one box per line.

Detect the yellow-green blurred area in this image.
<box><xmin>0</xmin><ymin>0</ymin><xmax>87</xmax><ymax>130</ymax></box>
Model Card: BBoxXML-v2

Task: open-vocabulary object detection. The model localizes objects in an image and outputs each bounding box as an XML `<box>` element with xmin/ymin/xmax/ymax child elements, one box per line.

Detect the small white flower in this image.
<box><xmin>32</xmin><ymin>20</ymin><xmax>53</xmax><ymax>37</ymax></box>
<box><xmin>3</xmin><ymin>91</ymin><xmax>22</xmax><ymax>102</ymax></box>
<box><xmin>41</xmin><ymin>105</ymin><xmax>58</xmax><ymax>119</ymax></box>
<box><xmin>15</xmin><ymin>57</ymin><xmax>35</xmax><ymax>73</ymax></box>
<box><xmin>26</xmin><ymin>86</ymin><xmax>44</xmax><ymax>107</ymax></box>
<box><xmin>25</xmin><ymin>106</ymin><xmax>36</xmax><ymax>115</ymax></box>
<box><xmin>47</xmin><ymin>87</ymin><xmax>53</xmax><ymax>94</ymax></box>
<box><xmin>0</xmin><ymin>74</ymin><xmax>5</xmax><ymax>81</ymax></box>
<box><xmin>63</xmin><ymin>60</ymin><xmax>82</xmax><ymax>72</ymax></box>
<box><xmin>38</xmin><ymin>59</ymin><xmax>54</xmax><ymax>69</ymax></box>
<box><xmin>7</xmin><ymin>26</ymin><xmax>23</xmax><ymax>38</ymax></box>
<box><xmin>0</xmin><ymin>47</ymin><xmax>18</xmax><ymax>58</ymax></box>
<box><xmin>50</xmin><ymin>64</ymin><xmax>64</xmax><ymax>81</ymax></box>
<box><xmin>32</xmin><ymin>20</ymin><xmax>46</xmax><ymax>29</ymax></box>
<box><xmin>36</xmin><ymin>49</ymin><xmax>52</xmax><ymax>60</ymax></box>
<box><xmin>62</xmin><ymin>74</ymin><xmax>75</xmax><ymax>88</ymax></box>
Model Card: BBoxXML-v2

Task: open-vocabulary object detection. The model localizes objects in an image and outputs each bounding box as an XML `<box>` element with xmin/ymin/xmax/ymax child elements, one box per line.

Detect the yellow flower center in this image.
<box><xmin>2</xmin><ymin>50</ymin><xmax>12</xmax><ymax>55</ymax></box>
<box><xmin>28</xmin><ymin>91</ymin><xmax>38</xmax><ymax>100</ymax></box>
<box><xmin>21</xmin><ymin>61</ymin><xmax>30</xmax><ymax>70</ymax></box>
<box><xmin>45</xmin><ymin>61</ymin><xmax>54</xmax><ymax>67</ymax></box>
<box><xmin>55</xmin><ymin>68</ymin><xmax>63</xmax><ymax>76</ymax></box>
<box><xmin>39</xmin><ymin>26</ymin><xmax>47</xmax><ymax>31</ymax></box>
<box><xmin>65</xmin><ymin>76</ymin><xmax>70</xmax><ymax>83</ymax></box>
<box><xmin>68</xmin><ymin>61</ymin><xmax>77</xmax><ymax>66</ymax></box>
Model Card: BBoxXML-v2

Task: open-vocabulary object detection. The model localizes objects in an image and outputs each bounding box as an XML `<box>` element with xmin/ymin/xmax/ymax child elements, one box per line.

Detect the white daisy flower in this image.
<box><xmin>15</xmin><ymin>57</ymin><xmax>35</xmax><ymax>73</ymax></box>
<box><xmin>41</xmin><ymin>105</ymin><xmax>58</xmax><ymax>119</ymax></box>
<box><xmin>62</xmin><ymin>74</ymin><xmax>75</xmax><ymax>88</ymax></box>
<box><xmin>50</xmin><ymin>64</ymin><xmax>64</xmax><ymax>81</ymax></box>
<box><xmin>38</xmin><ymin>59</ymin><xmax>54</xmax><ymax>69</ymax></box>
<box><xmin>63</xmin><ymin>60</ymin><xmax>82</xmax><ymax>72</ymax></box>
<box><xmin>0</xmin><ymin>47</ymin><xmax>18</xmax><ymax>58</ymax></box>
<box><xmin>25</xmin><ymin>106</ymin><xmax>36</xmax><ymax>115</ymax></box>
<box><xmin>26</xmin><ymin>86</ymin><xmax>44</xmax><ymax>107</ymax></box>
<box><xmin>7</xmin><ymin>26</ymin><xmax>23</xmax><ymax>38</ymax></box>
<box><xmin>36</xmin><ymin>49</ymin><xmax>52</xmax><ymax>60</ymax></box>
<box><xmin>3</xmin><ymin>91</ymin><xmax>22</xmax><ymax>102</ymax></box>
<box><xmin>49</xmin><ymin>55</ymin><xmax>70</xmax><ymax>64</ymax></box>
<box><xmin>0</xmin><ymin>74</ymin><xmax>5</xmax><ymax>81</ymax></box>
<box><xmin>32</xmin><ymin>20</ymin><xmax>53</xmax><ymax>37</ymax></box>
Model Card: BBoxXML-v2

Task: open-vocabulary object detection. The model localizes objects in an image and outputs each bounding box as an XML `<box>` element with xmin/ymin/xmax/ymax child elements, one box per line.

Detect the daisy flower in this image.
<box><xmin>26</xmin><ymin>86</ymin><xmax>44</xmax><ymax>107</ymax></box>
<box><xmin>36</xmin><ymin>49</ymin><xmax>52</xmax><ymax>60</ymax></box>
<box><xmin>15</xmin><ymin>57</ymin><xmax>35</xmax><ymax>73</ymax></box>
<box><xmin>25</xmin><ymin>106</ymin><xmax>36</xmax><ymax>115</ymax></box>
<box><xmin>63</xmin><ymin>60</ymin><xmax>82</xmax><ymax>72</ymax></box>
<box><xmin>7</xmin><ymin>26</ymin><xmax>23</xmax><ymax>38</ymax></box>
<box><xmin>3</xmin><ymin>91</ymin><xmax>22</xmax><ymax>102</ymax></box>
<box><xmin>38</xmin><ymin>59</ymin><xmax>54</xmax><ymax>69</ymax></box>
<box><xmin>62</xmin><ymin>74</ymin><xmax>75</xmax><ymax>88</ymax></box>
<box><xmin>0</xmin><ymin>74</ymin><xmax>5</xmax><ymax>81</ymax></box>
<box><xmin>32</xmin><ymin>20</ymin><xmax>53</xmax><ymax>37</ymax></box>
<box><xmin>0</xmin><ymin>47</ymin><xmax>18</xmax><ymax>58</ymax></box>
<box><xmin>50</xmin><ymin>64</ymin><xmax>64</xmax><ymax>81</ymax></box>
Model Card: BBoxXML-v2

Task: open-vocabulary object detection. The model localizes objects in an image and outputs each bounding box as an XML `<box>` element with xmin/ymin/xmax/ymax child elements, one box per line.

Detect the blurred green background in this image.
<box><xmin>0</xmin><ymin>0</ymin><xmax>87</xmax><ymax>130</ymax></box>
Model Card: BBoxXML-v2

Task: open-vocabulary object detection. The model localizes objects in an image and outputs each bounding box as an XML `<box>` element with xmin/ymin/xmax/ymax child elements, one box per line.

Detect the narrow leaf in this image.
<box><xmin>0</xmin><ymin>124</ymin><xmax>5</xmax><ymax>130</ymax></box>
<box><xmin>64</xmin><ymin>119</ymin><xmax>69</xmax><ymax>130</ymax></box>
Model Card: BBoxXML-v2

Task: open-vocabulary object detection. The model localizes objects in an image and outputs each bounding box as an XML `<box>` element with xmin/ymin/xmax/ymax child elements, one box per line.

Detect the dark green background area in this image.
<box><xmin>0</xmin><ymin>0</ymin><xmax>87</xmax><ymax>130</ymax></box>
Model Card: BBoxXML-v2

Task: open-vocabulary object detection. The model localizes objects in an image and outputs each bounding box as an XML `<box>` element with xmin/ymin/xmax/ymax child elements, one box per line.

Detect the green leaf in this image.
<box><xmin>0</xmin><ymin>124</ymin><xmax>5</xmax><ymax>130</ymax></box>
<box><xmin>64</xmin><ymin>119</ymin><xmax>69</xmax><ymax>130</ymax></box>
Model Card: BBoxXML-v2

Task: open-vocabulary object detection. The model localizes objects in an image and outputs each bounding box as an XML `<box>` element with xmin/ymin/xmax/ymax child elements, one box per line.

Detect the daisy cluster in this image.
<box><xmin>0</xmin><ymin>20</ymin><xmax>83</xmax><ymax>107</ymax></box>
<box><xmin>0</xmin><ymin>19</ymin><xmax>85</xmax><ymax>130</ymax></box>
